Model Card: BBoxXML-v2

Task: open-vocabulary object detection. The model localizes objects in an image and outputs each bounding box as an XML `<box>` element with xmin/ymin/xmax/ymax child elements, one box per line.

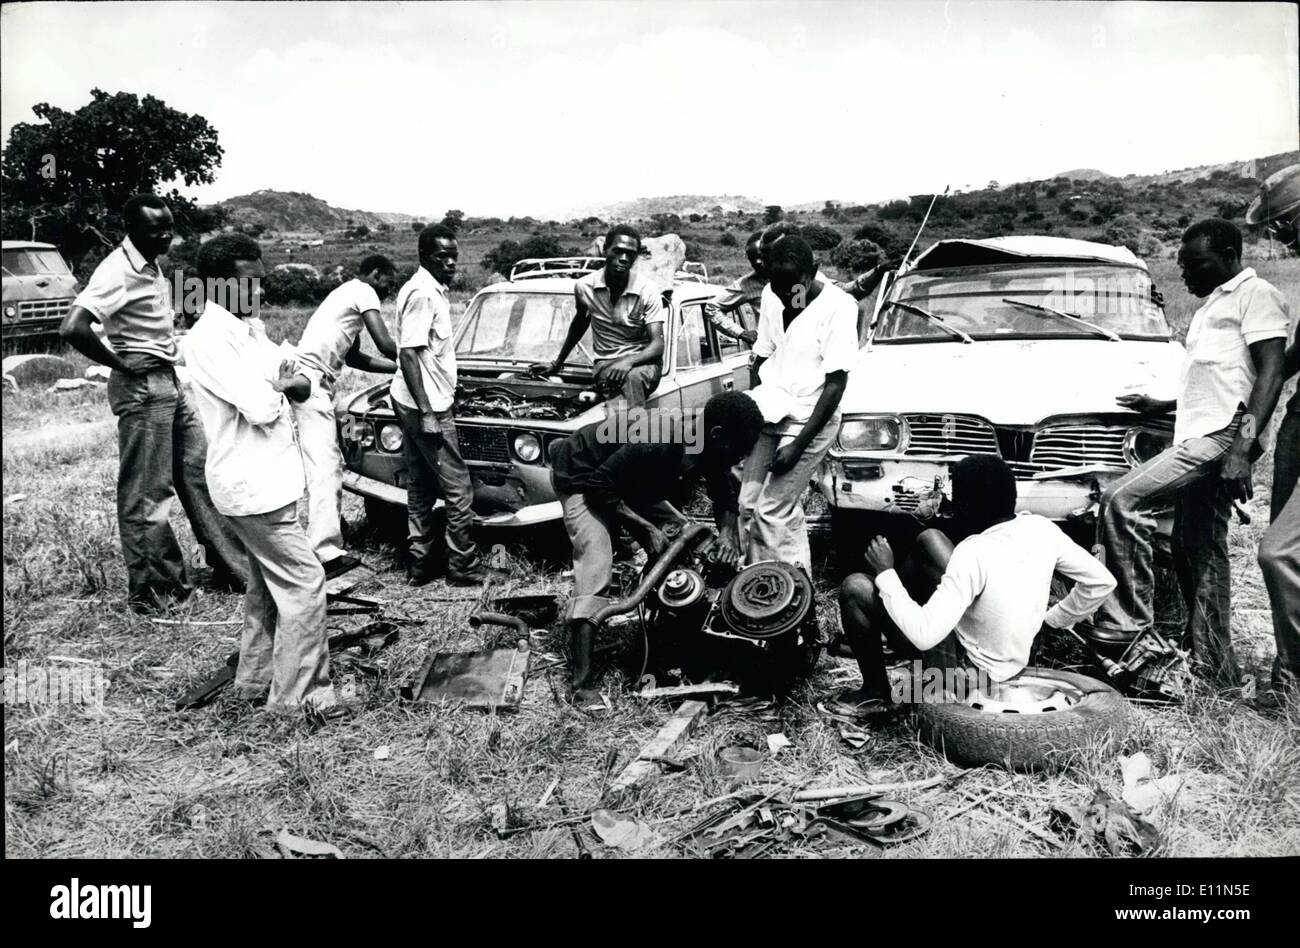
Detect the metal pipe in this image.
<box><xmin>588</xmin><ymin>523</ymin><xmax>715</xmax><ymax>626</ymax></box>
<box><xmin>469</xmin><ymin>612</ymin><xmax>529</xmax><ymax>639</ymax></box>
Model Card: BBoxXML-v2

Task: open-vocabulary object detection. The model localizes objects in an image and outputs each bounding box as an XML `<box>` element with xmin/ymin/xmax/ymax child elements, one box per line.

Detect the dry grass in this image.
<box><xmin>4</xmin><ymin>258</ymin><xmax>1299</xmax><ymax>860</ymax></box>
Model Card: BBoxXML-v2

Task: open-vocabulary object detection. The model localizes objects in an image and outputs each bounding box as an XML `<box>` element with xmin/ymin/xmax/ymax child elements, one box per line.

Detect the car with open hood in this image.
<box><xmin>820</xmin><ymin>236</ymin><xmax>1184</xmax><ymax>550</ymax></box>
<box><xmin>338</xmin><ymin>257</ymin><xmax>753</xmax><ymax>530</ymax></box>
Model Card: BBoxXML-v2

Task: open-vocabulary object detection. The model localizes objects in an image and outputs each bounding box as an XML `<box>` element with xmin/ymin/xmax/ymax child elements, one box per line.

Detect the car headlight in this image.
<box><xmin>838</xmin><ymin>416</ymin><xmax>904</xmax><ymax>452</ymax></box>
<box><xmin>378</xmin><ymin>423</ymin><xmax>404</xmax><ymax>453</ymax></box>
<box><xmin>512</xmin><ymin>431</ymin><xmax>542</xmax><ymax>463</ymax></box>
<box><xmin>3</xmin><ymin>305</ymin><xmax>15</xmax><ymax>318</ymax></box>
<box><xmin>1123</xmin><ymin>426</ymin><xmax>1171</xmax><ymax>466</ymax></box>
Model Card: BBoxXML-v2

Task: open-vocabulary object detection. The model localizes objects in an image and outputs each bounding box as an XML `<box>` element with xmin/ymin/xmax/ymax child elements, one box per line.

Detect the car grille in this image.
<box><xmin>1029</xmin><ymin>424</ymin><xmax>1128</xmax><ymax>470</ymax></box>
<box><xmin>456</xmin><ymin>425</ymin><xmax>510</xmax><ymax>463</ymax></box>
<box><xmin>14</xmin><ymin>298</ymin><xmax>72</xmax><ymax>321</ymax></box>
<box><xmin>902</xmin><ymin>414</ymin><xmax>999</xmax><ymax>457</ymax></box>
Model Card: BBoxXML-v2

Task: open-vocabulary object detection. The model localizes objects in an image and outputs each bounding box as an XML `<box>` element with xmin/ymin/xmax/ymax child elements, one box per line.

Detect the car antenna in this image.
<box><xmin>896</xmin><ymin>185</ymin><xmax>950</xmax><ymax>274</ymax></box>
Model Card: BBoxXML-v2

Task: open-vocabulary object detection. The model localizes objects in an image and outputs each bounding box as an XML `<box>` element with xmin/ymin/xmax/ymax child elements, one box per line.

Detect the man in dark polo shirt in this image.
<box><xmin>59</xmin><ymin>194</ymin><xmax>247</xmax><ymax>611</ymax></box>
<box><xmin>550</xmin><ymin>391</ymin><xmax>765</xmax><ymax>705</ymax></box>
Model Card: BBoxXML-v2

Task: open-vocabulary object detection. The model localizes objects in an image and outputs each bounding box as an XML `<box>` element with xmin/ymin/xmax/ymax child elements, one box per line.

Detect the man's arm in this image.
<box><xmin>360</xmin><ymin>308</ymin><xmax>398</xmax><ymax>361</ymax></box>
<box><xmin>769</xmin><ymin>370</ymin><xmax>848</xmax><ymax>475</ymax></box>
<box><xmin>59</xmin><ymin>306</ymin><xmax>133</xmax><ymax>373</ymax></box>
<box><xmin>185</xmin><ymin>335</ymin><xmax>287</xmax><ymax>427</ymax></box>
<box><xmin>838</xmin><ymin>264</ymin><xmax>890</xmax><ymax>302</ymax></box>
<box><xmin>705</xmin><ymin>282</ymin><xmax>758</xmax><ymax>342</ymax></box>
<box><xmin>703</xmin><ymin>459</ymin><xmax>743</xmax><ymax>565</ymax></box>
<box><xmin>1221</xmin><ymin>337</ymin><xmax>1287</xmax><ymax>500</ymax></box>
<box><xmin>541</xmin><ymin>293</ymin><xmax>591</xmax><ymax>372</ymax></box>
<box><xmin>344</xmin><ymin>336</ymin><xmax>398</xmax><ymax>374</ymax></box>
<box><xmin>874</xmin><ymin>545</ymin><xmax>984</xmax><ymax>651</ymax></box>
<box><xmin>582</xmin><ymin>444</ymin><xmax>670</xmax><ymax>555</ymax></box>
<box><xmin>1043</xmin><ymin>533</ymin><xmax>1117</xmax><ymax>629</ymax></box>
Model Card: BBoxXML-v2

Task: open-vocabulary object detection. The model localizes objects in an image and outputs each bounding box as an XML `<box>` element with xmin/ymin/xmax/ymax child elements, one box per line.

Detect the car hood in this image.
<box><xmin>337</xmin><ymin>378</ymin><xmax>612</xmax><ymax>430</ymax></box>
<box><xmin>2</xmin><ymin>273</ymin><xmax>78</xmax><ymax>303</ymax></box>
<box><xmin>843</xmin><ymin>338</ymin><xmax>1185</xmax><ymax>424</ymax></box>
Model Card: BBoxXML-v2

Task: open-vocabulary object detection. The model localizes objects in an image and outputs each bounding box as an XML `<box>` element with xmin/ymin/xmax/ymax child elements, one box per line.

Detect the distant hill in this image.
<box><xmin>218</xmin><ymin>190</ymin><xmax>423</xmax><ymax>234</ymax></box>
<box><xmin>567</xmin><ymin>194</ymin><xmax>765</xmax><ymax>221</ymax></box>
<box><xmin>1052</xmin><ymin>168</ymin><xmax>1115</xmax><ymax>182</ymax></box>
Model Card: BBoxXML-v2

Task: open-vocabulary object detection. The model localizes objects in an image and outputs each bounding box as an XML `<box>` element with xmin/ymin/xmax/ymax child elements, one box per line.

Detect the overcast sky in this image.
<box><xmin>2</xmin><ymin>0</ymin><xmax>1296</xmax><ymax>219</ymax></box>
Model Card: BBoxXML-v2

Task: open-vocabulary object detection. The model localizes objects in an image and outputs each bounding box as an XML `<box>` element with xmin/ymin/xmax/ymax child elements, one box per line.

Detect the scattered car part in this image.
<box><xmin>554</xmin><ymin>788</ymin><xmax>593</xmax><ymax>859</ymax></box>
<box><xmin>717</xmin><ymin>746</ymin><xmax>765</xmax><ymax>784</ymax></box>
<box><xmin>402</xmin><ymin>640</ymin><xmax>531</xmax><ymax>711</ymax></box>
<box><xmin>914</xmin><ymin>666</ymin><xmax>1131</xmax><ymax>771</ymax></box>
<box><xmin>176</xmin><ymin>622</ymin><xmax>400</xmax><ymax>710</ymax></box>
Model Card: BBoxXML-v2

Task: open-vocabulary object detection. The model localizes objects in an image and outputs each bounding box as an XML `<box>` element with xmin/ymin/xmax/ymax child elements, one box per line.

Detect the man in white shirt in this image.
<box><xmin>835</xmin><ymin>455</ymin><xmax>1116</xmax><ymax>718</ymax></box>
<box><xmin>1091</xmin><ymin>219</ymin><xmax>1290</xmax><ymax>689</ymax></box>
<box><xmin>730</xmin><ymin>235</ymin><xmax>858</xmax><ymax>571</ymax></box>
<box><xmin>293</xmin><ymin>254</ymin><xmax>399</xmax><ymax>572</ymax></box>
<box><xmin>182</xmin><ymin>234</ymin><xmax>339</xmax><ymax>717</ymax></box>
<box><xmin>391</xmin><ymin>225</ymin><xmax>505</xmax><ymax>587</ymax></box>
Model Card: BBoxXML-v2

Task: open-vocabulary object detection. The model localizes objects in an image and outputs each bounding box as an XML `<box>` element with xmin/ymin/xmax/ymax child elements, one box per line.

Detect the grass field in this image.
<box><xmin>4</xmin><ymin>255</ymin><xmax>1298</xmax><ymax>859</ymax></box>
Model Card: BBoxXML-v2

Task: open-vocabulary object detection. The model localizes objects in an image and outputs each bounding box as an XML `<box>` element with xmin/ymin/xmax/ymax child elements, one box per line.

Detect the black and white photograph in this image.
<box><xmin>1</xmin><ymin>0</ymin><xmax>1297</xmax><ymax>910</ymax></box>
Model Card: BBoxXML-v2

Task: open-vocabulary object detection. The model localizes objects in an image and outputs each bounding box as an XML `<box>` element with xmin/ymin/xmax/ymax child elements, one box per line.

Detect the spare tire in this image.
<box><xmin>913</xmin><ymin>666</ymin><xmax>1130</xmax><ymax>772</ymax></box>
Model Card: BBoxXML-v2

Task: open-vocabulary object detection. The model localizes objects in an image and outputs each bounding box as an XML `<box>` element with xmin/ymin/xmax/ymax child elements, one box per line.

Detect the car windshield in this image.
<box><xmin>2</xmin><ymin>249</ymin><xmax>70</xmax><ymax>276</ymax></box>
<box><xmin>874</xmin><ymin>264</ymin><xmax>1171</xmax><ymax>342</ymax></box>
<box><xmin>455</xmin><ymin>291</ymin><xmax>593</xmax><ymax>366</ymax></box>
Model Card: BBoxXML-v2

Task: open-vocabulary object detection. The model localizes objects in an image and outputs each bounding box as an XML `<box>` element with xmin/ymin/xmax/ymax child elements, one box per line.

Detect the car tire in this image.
<box><xmin>913</xmin><ymin>666</ymin><xmax>1130</xmax><ymax>772</ymax></box>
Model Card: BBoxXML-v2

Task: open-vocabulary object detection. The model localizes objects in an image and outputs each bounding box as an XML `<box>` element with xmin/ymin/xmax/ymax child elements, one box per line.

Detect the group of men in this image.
<box><xmin>59</xmin><ymin>177</ymin><xmax>1298</xmax><ymax>719</ymax></box>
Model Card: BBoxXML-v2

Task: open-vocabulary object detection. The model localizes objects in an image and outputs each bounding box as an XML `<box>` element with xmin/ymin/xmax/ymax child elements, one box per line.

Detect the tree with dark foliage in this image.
<box><xmin>1</xmin><ymin>89</ymin><xmax>223</xmax><ymax>268</ymax></box>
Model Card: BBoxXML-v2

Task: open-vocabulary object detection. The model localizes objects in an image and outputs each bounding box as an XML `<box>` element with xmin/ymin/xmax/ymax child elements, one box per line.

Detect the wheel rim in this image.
<box><xmin>964</xmin><ymin>674</ymin><xmax>1084</xmax><ymax>715</ymax></box>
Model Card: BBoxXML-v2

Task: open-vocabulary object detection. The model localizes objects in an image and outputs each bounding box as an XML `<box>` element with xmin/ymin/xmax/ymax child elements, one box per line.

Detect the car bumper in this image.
<box><xmin>817</xmin><ymin>456</ymin><xmax>1130</xmax><ymax>522</ymax></box>
<box><xmin>342</xmin><ymin>469</ymin><xmax>563</xmax><ymax>528</ymax></box>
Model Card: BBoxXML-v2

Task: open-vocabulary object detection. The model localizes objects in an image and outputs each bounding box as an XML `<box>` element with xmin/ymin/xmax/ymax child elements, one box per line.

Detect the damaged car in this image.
<box><xmin>338</xmin><ymin>257</ymin><xmax>753</xmax><ymax>531</ymax></box>
<box><xmin>820</xmin><ymin>236</ymin><xmax>1184</xmax><ymax>555</ymax></box>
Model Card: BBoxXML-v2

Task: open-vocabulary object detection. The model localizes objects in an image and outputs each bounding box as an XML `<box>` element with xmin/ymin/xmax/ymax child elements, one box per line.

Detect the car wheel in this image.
<box><xmin>912</xmin><ymin>666</ymin><xmax>1131</xmax><ymax>772</ymax></box>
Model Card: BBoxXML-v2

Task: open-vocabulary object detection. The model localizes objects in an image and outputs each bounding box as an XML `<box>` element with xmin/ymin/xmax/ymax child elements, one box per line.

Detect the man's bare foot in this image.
<box><xmin>571</xmin><ymin>686</ymin><xmax>607</xmax><ymax>711</ymax></box>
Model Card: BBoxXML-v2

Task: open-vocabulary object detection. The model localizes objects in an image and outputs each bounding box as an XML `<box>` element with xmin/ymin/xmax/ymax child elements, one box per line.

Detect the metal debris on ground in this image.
<box><xmin>1050</xmin><ymin>788</ymin><xmax>1160</xmax><ymax>855</ymax></box>
<box><xmin>275</xmin><ymin>829</ymin><xmax>345</xmax><ymax>859</ymax></box>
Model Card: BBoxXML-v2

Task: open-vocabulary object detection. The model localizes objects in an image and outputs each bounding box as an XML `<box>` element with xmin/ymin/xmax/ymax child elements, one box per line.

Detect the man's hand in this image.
<box><xmin>529</xmin><ymin>360</ymin><xmax>560</xmax><ymax>378</ymax></box>
<box><xmin>269</xmin><ymin>358</ymin><xmax>301</xmax><ymax>393</ymax></box>
<box><xmin>419</xmin><ymin>411</ymin><xmax>444</xmax><ymax>446</ymax></box>
<box><xmin>639</xmin><ymin>525</ymin><xmax>669</xmax><ymax>559</ymax></box>
<box><xmin>864</xmin><ymin>535</ymin><xmax>895</xmax><ymax>575</ymax></box>
<box><xmin>712</xmin><ymin>526</ymin><xmax>743</xmax><ymax>568</ymax></box>
<box><xmin>595</xmin><ymin>357</ymin><xmax>635</xmax><ymax>388</ymax></box>
<box><xmin>740</xmin><ymin>329</ymin><xmax>758</xmax><ymax>346</ymax></box>
<box><xmin>1116</xmin><ymin>393</ymin><xmax>1167</xmax><ymax>414</ymax></box>
<box><xmin>769</xmin><ymin>442</ymin><xmax>804</xmax><ymax>477</ymax></box>
<box><xmin>1220</xmin><ymin>445</ymin><xmax>1254</xmax><ymax>501</ymax></box>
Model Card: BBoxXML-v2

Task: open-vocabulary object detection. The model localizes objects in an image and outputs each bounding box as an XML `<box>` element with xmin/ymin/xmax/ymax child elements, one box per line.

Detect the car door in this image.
<box><xmin>675</xmin><ymin>298</ymin><xmax>743</xmax><ymax>422</ymax></box>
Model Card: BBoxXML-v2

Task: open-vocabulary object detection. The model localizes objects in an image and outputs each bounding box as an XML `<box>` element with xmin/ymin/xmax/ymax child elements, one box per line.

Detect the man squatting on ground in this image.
<box><xmin>735</xmin><ymin>235</ymin><xmax>859</xmax><ymax>571</ymax></box>
<box><xmin>390</xmin><ymin>224</ymin><xmax>507</xmax><ymax>587</ymax></box>
<box><xmin>1249</xmin><ymin>164</ymin><xmax>1300</xmax><ymax>708</ymax></box>
<box><xmin>1089</xmin><ymin>219</ymin><xmax>1290</xmax><ymax>690</ymax></box>
<box><xmin>59</xmin><ymin>194</ymin><xmax>249</xmax><ymax>612</ymax></box>
<box><xmin>534</xmin><ymin>224</ymin><xmax>666</xmax><ymax>408</ymax></box>
<box><xmin>549</xmin><ymin>391</ymin><xmax>766</xmax><ymax>705</ymax></box>
<box><xmin>836</xmin><ymin>456</ymin><xmax>1117</xmax><ymax>718</ymax></box>
<box><xmin>181</xmin><ymin>234</ymin><xmax>341</xmax><ymax>716</ymax></box>
<box><xmin>290</xmin><ymin>254</ymin><xmax>400</xmax><ymax>574</ymax></box>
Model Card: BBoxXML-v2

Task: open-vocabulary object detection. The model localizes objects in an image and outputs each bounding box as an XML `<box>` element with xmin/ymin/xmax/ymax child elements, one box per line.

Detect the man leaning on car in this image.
<box><xmin>390</xmin><ymin>224</ymin><xmax>505</xmax><ymax>587</ymax></box>
<box><xmin>59</xmin><ymin>193</ymin><xmax>248</xmax><ymax>613</ymax></box>
<box><xmin>1089</xmin><ymin>218</ymin><xmax>1290</xmax><ymax>690</ymax></box>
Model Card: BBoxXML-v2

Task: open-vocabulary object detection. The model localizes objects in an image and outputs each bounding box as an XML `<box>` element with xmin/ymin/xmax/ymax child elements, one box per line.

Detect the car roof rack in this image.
<box><xmin>510</xmin><ymin>257</ymin><xmax>605</xmax><ymax>281</ymax></box>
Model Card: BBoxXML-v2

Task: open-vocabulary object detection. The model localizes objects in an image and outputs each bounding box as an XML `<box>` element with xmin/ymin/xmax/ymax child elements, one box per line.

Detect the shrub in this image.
<box><xmin>830</xmin><ymin>238</ymin><xmax>884</xmax><ymax>273</ymax></box>
<box><xmin>799</xmin><ymin>223</ymin><xmax>843</xmax><ymax>250</ymax></box>
<box><xmin>719</xmin><ymin>231</ymin><xmax>739</xmax><ymax>248</ymax></box>
<box><xmin>851</xmin><ymin>222</ymin><xmax>900</xmax><ymax>253</ymax></box>
<box><xmin>480</xmin><ymin>234</ymin><xmax>566</xmax><ymax>274</ymax></box>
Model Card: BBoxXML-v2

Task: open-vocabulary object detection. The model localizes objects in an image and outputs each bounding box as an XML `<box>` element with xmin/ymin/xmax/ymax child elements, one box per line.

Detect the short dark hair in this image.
<box><xmin>122</xmin><ymin>193</ymin><xmax>170</xmax><ymax>228</ymax></box>
<box><xmin>1182</xmin><ymin>218</ymin><xmax>1242</xmax><ymax>260</ymax></box>
<box><xmin>703</xmin><ymin>390</ymin><xmax>765</xmax><ymax>454</ymax></box>
<box><xmin>767</xmin><ymin>235</ymin><xmax>815</xmax><ymax>274</ymax></box>
<box><xmin>745</xmin><ymin>230</ymin><xmax>764</xmax><ymax>249</ymax></box>
<box><xmin>760</xmin><ymin>221</ymin><xmax>797</xmax><ymax>247</ymax></box>
<box><xmin>196</xmin><ymin>233</ymin><xmax>262</xmax><ymax>281</ymax></box>
<box><xmin>604</xmin><ymin>223</ymin><xmax>641</xmax><ymax>251</ymax></box>
<box><xmin>418</xmin><ymin>223</ymin><xmax>457</xmax><ymax>258</ymax></box>
<box><xmin>359</xmin><ymin>253</ymin><xmax>396</xmax><ymax>276</ymax></box>
<box><xmin>951</xmin><ymin>455</ymin><xmax>1017</xmax><ymax>524</ymax></box>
